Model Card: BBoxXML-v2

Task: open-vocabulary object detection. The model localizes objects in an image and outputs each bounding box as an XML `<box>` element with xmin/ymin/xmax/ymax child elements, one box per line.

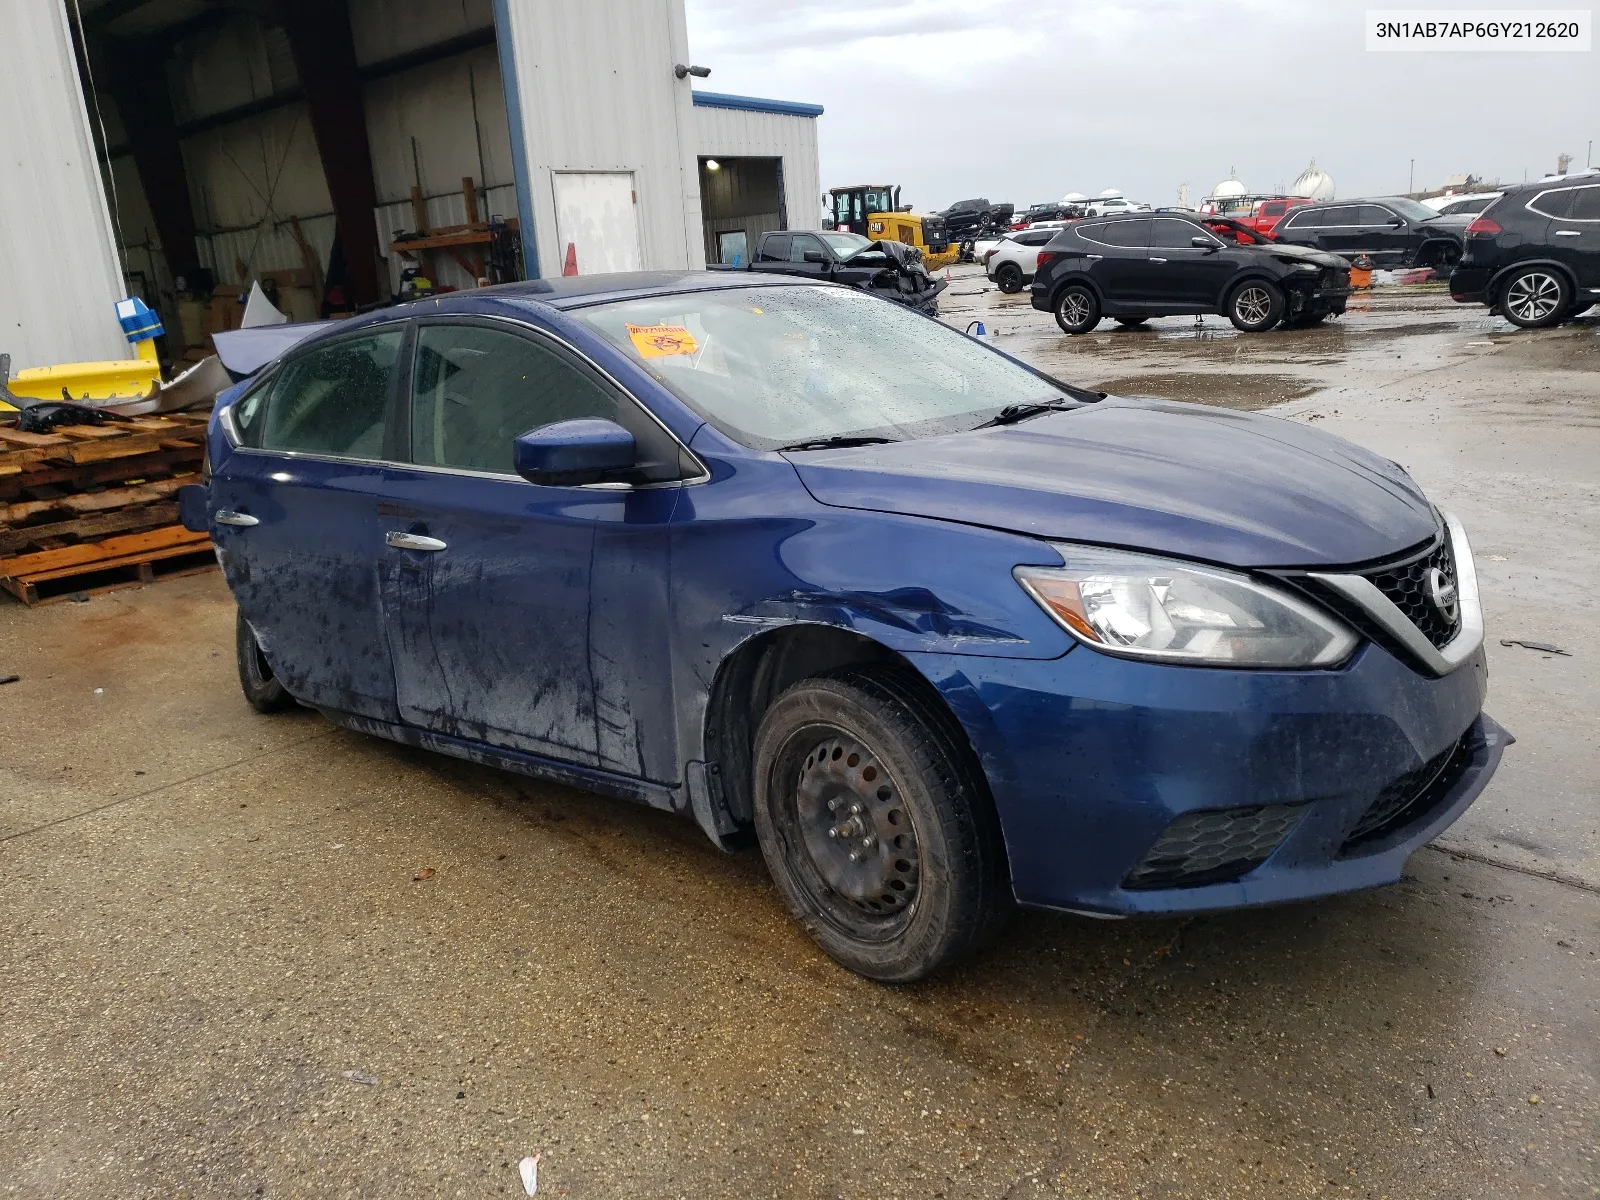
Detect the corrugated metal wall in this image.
<box><xmin>498</xmin><ymin>0</ymin><xmax>705</xmax><ymax>274</ymax></box>
<box><xmin>694</xmin><ymin>105</ymin><xmax>823</xmax><ymax>233</ymax></box>
<box><xmin>0</xmin><ymin>1</ymin><xmax>128</xmax><ymax>369</ymax></box>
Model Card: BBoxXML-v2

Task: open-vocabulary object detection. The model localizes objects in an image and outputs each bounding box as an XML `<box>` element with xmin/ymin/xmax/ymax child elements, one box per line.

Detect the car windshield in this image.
<box><xmin>572</xmin><ymin>285</ymin><xmax>1088</xmax><ymax>450</ymax></box>
<box><xmin>818</xmin><ymin>232</ymin><xmax>872</xmax><ymax>255</ymax></box>
<box><xmin>1385</xmin><ymin>197</ymin><xmax>1441</xmax><ymax>223</ymax></box>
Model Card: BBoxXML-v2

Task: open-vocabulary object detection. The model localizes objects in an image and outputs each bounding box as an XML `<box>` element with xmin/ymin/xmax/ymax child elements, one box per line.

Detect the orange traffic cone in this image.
<box><xmin>562</xmin><ymin>243</ymin><xmax>579</xmax><ymax>277</ymax></box>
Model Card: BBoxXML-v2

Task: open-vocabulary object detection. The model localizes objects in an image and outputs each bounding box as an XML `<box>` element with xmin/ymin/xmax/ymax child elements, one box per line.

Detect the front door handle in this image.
<box><xmin>1086</xmin><ymin>254</ymin><xmax>1103</xmax><ymax>260</ymax></box>
<box><xmin>1554</xmin><ymin>229</ymin><xmax>1581</xmax><ymax>237</ymax></box>
<box><xmin>386</xmin><ymin>531</ymin><xmax>447</xmax><ymax>552</ymax></box>
<box><xmin>1148</xmin><ymin>257</ymin><xmax>1167</xmax><ymax>263</ymax></box>
<box><xmin>214</xmin><ymin>510</ymin><xmax>258</xmax><ymax>527</ymax></box>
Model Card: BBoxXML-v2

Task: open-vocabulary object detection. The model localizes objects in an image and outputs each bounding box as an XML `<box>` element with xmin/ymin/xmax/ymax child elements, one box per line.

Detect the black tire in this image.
<box><xmin>1564</xmin><ymin>300</ymin><xmax>1595</xmax><ymax>319</ymax></box>
<box><xmin>236</xmin><ymin>610</ymin><xmax>294</xmax><ymax>713</ymax></box>
<box><xmin>994</xmin><ymin>262</ymin><xmax>1024</xmax><ymax>294</ymax></box>
<box><xmin>1285</xmin><ymin>311</ymin><xmax>1328</xmax><ymax>329</ymax></box>
<box><xmin>1053</xmin><ymin>284</ymin><xmax>1101</xmax><ymax>334</ymax></box>
<box><xmin>1113</xmin><ymin>317</ymin><xmax>1149</xmax><ymax>328</ymax></box>
<box><xmin>1226</xmin><ymin>280</ymin><xmax>1285</xmax><ymax>332</ymax></box>
<box><xmin>1498</xmin><ymin>267</ymin><xmax>1571</xmax><ymax>329</ymax></box>
<box><xmin>751</xmin><ymin>667</ymin><xmax>1010</xmax><ymax>983</ymax></box>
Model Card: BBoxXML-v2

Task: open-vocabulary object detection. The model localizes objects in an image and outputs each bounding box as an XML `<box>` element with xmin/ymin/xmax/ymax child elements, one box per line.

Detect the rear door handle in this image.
<box><xmin>1148</xmin><ymin>257</ymin><xmax>1167</xmax><ymax>263</ymax></box>
<box><xmin>386</xmin><ymin>531</ymin><xmax>447</xmax><ymax>552</ymax></box>
<box><xmin>214</xmin><ymin>510</ymin><xmax>258</xmax><ymax>527</ymax></box>
<box><xmin>1554</xmin><ymin>229</ymin><xmax>1581</xmax><ymax>236</ymax></box>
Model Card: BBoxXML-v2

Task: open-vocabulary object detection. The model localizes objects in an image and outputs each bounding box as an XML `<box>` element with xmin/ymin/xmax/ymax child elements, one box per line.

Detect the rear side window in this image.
<box><xmin>1529</xmin><ymin>189</ymin><xmax>1576</xmax><ymax>218</ymax></box>
<box><xmin>260</xmin><ymin>329</ymin><xmax>402</xmax><ymax>459</ymax></box>
<box><xmin>756</xmin><ymin>234</ymin><xmax>790</xmax><ymax>262</ymax></box>
<box><xmin>1093</xmin><ymin>219</ymin><xmax>1150</xmax><ymax>247</ymax></box>
<box><xmin>1570</xmin><ymin>186</ymin><xmax>1600</xmax><ymax>220</ymax></box>
<box><xmin>1014</xmin><ymin>229</ymin><xmax>1054</xmax><ymax>246</ymax></box>
<box><xmin>409</xmin><ymin>324</ymin><xmax>683</xmax><ymax>483</ymax></box>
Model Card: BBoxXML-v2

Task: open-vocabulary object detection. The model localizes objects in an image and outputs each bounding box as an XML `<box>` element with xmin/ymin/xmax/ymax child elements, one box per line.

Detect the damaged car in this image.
<box><xmin>711</xmin><ymin>229</ymin><xmax>946</xmax><ymax>314</ymax></box>
<box><xmin>1033</xmin><ymin>212</ymin><xmax>1352</xmax><ymax>333</ymax></box>
<box><xmin>182</xmin><ymin>272</ymin><xmax>1507</xmax><ymax>984</ymax></box>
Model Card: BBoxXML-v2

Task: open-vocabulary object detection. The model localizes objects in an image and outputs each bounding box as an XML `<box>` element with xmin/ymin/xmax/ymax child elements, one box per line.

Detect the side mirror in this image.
<box><xmin>177</xmin><ymin>483</ymin><xmax>209</xmax><ymax>533</ymax></box>
<box><xmin>803</xmin><ymin>250</ymin><xmax>828</xmax><ymax>264</ymax></box>
<box><xmin>513</xmin><ymin>418</ymin><xmax>636</xmax><ymax>487</ymax></box>
<box><xmin>1388</xmin><ymin>217</ymin><xmax>1404</xmax><ymax>227</ymax></box>
<box><xmin>1190</xmin><ymin>236</ymin><xmax>1218</xmax><ymax>252</ymax></box>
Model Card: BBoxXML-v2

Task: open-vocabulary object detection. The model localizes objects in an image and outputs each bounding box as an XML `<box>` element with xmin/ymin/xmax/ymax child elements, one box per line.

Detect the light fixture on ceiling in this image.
<box><xmin>705</xmin><ymin>159</ymin><xmax>721</xmax><ymax>171</ymax></box>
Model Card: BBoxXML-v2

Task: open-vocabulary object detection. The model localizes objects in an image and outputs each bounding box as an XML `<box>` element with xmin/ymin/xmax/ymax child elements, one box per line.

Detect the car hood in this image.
<box><xmin>786</xmin><ymin>397</ymin><xmax>1437</xmax><ymax>568</ymax></box>
<box><xmin>1251</xmin><ymin>242</ymin><xmax>1349</xmax><ymax>269</ymax></box>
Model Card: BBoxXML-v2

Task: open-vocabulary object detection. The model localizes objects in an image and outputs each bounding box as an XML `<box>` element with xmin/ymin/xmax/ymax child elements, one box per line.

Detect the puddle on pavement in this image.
<box><xmin>1085</xmin><ymin>372</ymin><xmax>1321</xmax><ymax>410</ymax></box>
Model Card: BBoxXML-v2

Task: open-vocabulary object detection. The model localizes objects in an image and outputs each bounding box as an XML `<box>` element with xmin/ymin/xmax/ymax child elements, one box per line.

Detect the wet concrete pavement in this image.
<box><xmin>2</xmin><ymin>280</ymin><xmax>1597</xmax><ymax>1197</ymax></box>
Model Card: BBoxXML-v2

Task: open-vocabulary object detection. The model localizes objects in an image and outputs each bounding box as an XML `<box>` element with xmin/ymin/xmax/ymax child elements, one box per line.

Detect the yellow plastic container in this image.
<box><xmin>1</xmin><ymin>339</ymin><xmax>161</xmax><ymax>411</ymax></box>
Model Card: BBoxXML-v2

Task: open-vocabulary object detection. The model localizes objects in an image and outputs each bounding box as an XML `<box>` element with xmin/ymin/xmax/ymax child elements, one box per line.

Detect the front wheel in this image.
<box><xmin>236</xmin><ymin>611</ymin><xmax>295</xmax><ymax>713</ymax></box>
<box><xmin>1227</xmin><ymin>281</ymin><xmax>1285</xmax><ymax>332</ymax></box>
<box><xmin>1053</xmin><ymin>284</ymin><xmax>1101</xmax><ymax>334</ymax></box>
<box><xmin>1498</xmin><ymin>268</ymin><xmax>1570</xmax><ymax>328</ymax></box>
<box><xmin>751</xmin><ymin>668</ymin><xmax>1010</xmax><ymax>983</ymax></box>
<box><xmin>994</xmin><ymin>262</ymin><xmax>1024</xmax><ymax>294</ymax></box>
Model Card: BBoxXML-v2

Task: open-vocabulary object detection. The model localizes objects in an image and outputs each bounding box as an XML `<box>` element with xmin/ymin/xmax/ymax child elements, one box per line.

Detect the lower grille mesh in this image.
<box><xmin>1342</xmin><ymin>733</ymin><xmax>1474</xmax><ymax>852</ymax></box>
<box><xmin>1123</xmin><ymin>803</ymin><xmax>1306</xmax><ymax>890</ymax></box>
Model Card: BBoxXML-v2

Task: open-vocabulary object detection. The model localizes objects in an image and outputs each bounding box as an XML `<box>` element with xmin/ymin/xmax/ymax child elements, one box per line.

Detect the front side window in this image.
<box><xmin>260</xmin><ymin>328</ymin><xmax>402</xmax><ymax>458</ymax></box>
<box><xmin>1357</xmin><ymin>205</ymin><xmax>1395</xmax><ymax>225</ymax></box>
<box><xmin>789</xmin><ymin>235</ymin><xmax>826</xmax><ymax>263</ymax></box>
<box><xmin>1319</xmin><ymin>207</ymin><xmax>1358</xmax><ymax>227</ymax></box>
<box><xmin>1147</xmin><ymin>219</ymin><xmax>1205</xmax><ymax>248</ymax></box>
<box><xmin>409</xmin><ymin>324</ymin><xmax>685</xmax><ymax>483</ymax></box>
<box><xmin>572</xmin><ymin>285</ymin><xmax>1092</xmax><ymax>451</ymax></box>
<box><xmin>1569</xmin><ymin>186</ymin><xmax>1600</xmax><ymax>220</ymax></box>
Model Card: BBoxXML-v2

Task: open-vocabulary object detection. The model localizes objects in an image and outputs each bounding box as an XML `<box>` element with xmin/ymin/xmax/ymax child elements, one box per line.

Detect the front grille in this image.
<box><xmin>1322</xmin><ymin>267</ymin><xmax>1350</xmax><ymax>290</ymax></box>
<box><xmin>1341</xmin><ymin>732</ymin><xmax>1474</xmax><ymax>852</ymax></box>
<box><xmin>1366</xmin><ymin>536</ymin><xmax>1461</xmax><ymax>649</ymax></box>
<box><xmin>1123</xmin><ymin>803</ymin><xmax>1306</xmax><ymax>890</ymax></box>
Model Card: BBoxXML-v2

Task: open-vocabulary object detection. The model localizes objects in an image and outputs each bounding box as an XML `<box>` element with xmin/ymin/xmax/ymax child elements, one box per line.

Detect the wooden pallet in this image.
<box><xmin>0</xmin><ymin>524</ymin><xmax>215</xmax><ymax>606</ymax></box>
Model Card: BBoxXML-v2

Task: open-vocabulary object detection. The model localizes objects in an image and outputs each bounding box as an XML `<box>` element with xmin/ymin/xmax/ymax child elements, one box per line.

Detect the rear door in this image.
<box><xmin>1079</xmin><ymin>218</ymin><xmax>1150</xmax><ymax>304</ymax></box>
<box><xmin>376</xmin><ymin>319</ymin><xmax>688</xmax><ymax>772</ymax></box>
<box><xmin>210</xmin><ymin>326</ymin><xmax>405</xmax><ymax>721</ymax></box>
<box><xmin>1312</xmin><ymin>206</ymin><xmax>1363</xmax><ymax>258</ymax></box>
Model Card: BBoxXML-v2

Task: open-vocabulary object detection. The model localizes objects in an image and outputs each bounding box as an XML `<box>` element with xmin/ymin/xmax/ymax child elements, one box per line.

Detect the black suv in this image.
<box><xmin>937</xmin><ymin>198</ymin><xmax>1015</xmax><ymax>241</ymax></box>
<box><xmin>1271</xmin><ymin>197</ymin><xmax>1466</xmax><ymax>268</ymax></box>
<box><xmin>1450</xmin><ymin>176</ymin><xmax>1600</xmax><ymax>328</ymax></box>
<box><xmin>1030</xmin><ymin>213</ymin><xmax>1351</xmax><ymax>334</ymax></box>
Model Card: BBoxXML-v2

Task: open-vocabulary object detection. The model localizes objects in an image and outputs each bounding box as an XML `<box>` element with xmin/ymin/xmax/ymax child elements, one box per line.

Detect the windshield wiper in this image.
<box><xmin>971</xmin><ymin>399</ymin><xmax>1074</xmax><ymax>429</ymax></box>
<box><xmin>775</xmin><ymin>435</ymin><xmax>900</xmax><ymax>452</ymax></box>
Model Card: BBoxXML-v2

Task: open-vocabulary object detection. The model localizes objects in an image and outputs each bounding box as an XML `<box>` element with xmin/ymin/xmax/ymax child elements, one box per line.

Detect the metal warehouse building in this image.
<box><xmin>0</xmin><ymin>0</ymin><xmax>823</xmax><ymax>371</ymax></box>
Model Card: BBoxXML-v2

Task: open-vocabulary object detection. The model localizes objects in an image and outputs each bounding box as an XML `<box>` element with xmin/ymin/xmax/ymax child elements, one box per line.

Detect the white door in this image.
<box><xmin>551</xmin><ymin>172</ymin><xmax>643</xmax><ymax>275</ymax></box>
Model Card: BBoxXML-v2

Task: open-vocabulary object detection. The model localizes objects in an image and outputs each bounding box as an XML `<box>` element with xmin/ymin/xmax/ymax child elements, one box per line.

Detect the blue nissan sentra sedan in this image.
<box><xmin>183</xmin><ymin>272</ymin><xmax>1509</xmax><ymax>982</ymax></box>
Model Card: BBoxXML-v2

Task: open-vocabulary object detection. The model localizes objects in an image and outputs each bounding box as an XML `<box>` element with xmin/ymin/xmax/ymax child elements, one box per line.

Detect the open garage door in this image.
<box><xmin>551</xmin><ymin>172</ymin><xmax>643</xmax><ymax>275</ymax></box>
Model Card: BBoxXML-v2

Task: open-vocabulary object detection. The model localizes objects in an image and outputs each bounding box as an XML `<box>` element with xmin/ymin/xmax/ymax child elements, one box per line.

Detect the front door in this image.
<box><xmin>1135</xmin><ymin>217</ymin><xmax>1237</xmax><ymax>306</ymax></box>
<box><xmin>210</xmin><ymin>326</ymin><xmax>405</xmax><ymax>721</ymax></box>
<box><xmin>1358</xmin><ymin>204</ymin><xmax>1413</xmax><ymax>265</ymax></box>
<box><xmin>377</xmin><ymin>319</ymin><xmax>686</xmax><ymax>770</ymax></box>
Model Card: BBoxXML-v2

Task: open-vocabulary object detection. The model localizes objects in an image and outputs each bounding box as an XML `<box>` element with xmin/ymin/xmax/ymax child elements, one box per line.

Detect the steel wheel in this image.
<box><xmin>793</xmin><ymin>731</ymin><xmax>920</xmax><ymax>921</ymax></box>
<box><xmin>1502</xmin><ymin>271</ymin><xmax>1565</xmax><ymax>326</ymax></box>
<box><xmin>1235</xmin><ymin>286</ymin><xmax>1272</xmax><ymax>325</ymax></box>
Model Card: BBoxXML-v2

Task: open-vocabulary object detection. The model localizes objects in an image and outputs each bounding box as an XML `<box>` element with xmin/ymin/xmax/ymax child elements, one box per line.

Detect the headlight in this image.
<box><xmin>1015</xmin><ymin>546</ymin><xmax>1357</xmax><ymax>668</ymax></box>
<box><xmin>1292</xmin><ymin>261</ymin><xmax>1320</xmax><ymax>271</ymax></box>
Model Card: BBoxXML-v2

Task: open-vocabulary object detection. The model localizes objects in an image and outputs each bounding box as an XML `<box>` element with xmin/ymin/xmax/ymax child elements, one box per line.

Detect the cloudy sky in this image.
<box><xmin>683</xmin><ymin>0</ymin><xmax>1598</xmax><ymax>212</ymax></box>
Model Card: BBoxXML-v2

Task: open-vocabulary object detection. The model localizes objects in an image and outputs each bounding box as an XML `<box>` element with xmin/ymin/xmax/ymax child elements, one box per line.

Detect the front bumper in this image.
<box><xmin>912</xmin><ymin>638</ymin><xmax>1504</xmax><ymax>916</ymax></box>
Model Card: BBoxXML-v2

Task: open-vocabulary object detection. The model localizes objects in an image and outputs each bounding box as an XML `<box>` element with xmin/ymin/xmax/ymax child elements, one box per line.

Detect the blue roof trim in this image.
<box><xmin>691</xmin><ymin>90</ymin><xmax>824</xmax><ymax>118</ymax></box>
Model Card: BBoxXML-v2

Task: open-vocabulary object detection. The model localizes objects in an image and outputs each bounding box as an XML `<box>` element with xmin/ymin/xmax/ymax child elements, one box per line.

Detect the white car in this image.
<box><xmin>984</xmin><ymin>224</ymin><xmax>1068</xmax><ymax>293</ymax></box>
<box><xmin>1421</xmin><ymin>191</ymin><xmax>1502</xmax><ymax>217</ymax></box>
<box><xmin>1082</xmin><ymin>196</ymin><xmax>1150</xmax><ymax>217</ymax></box>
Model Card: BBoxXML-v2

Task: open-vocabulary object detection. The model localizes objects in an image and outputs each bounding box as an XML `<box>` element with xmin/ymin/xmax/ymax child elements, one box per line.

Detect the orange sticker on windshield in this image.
<box><xmin>626</xmin><ymin>323</ymin><xmax>699</xmax><ymax>358</ymax></box>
